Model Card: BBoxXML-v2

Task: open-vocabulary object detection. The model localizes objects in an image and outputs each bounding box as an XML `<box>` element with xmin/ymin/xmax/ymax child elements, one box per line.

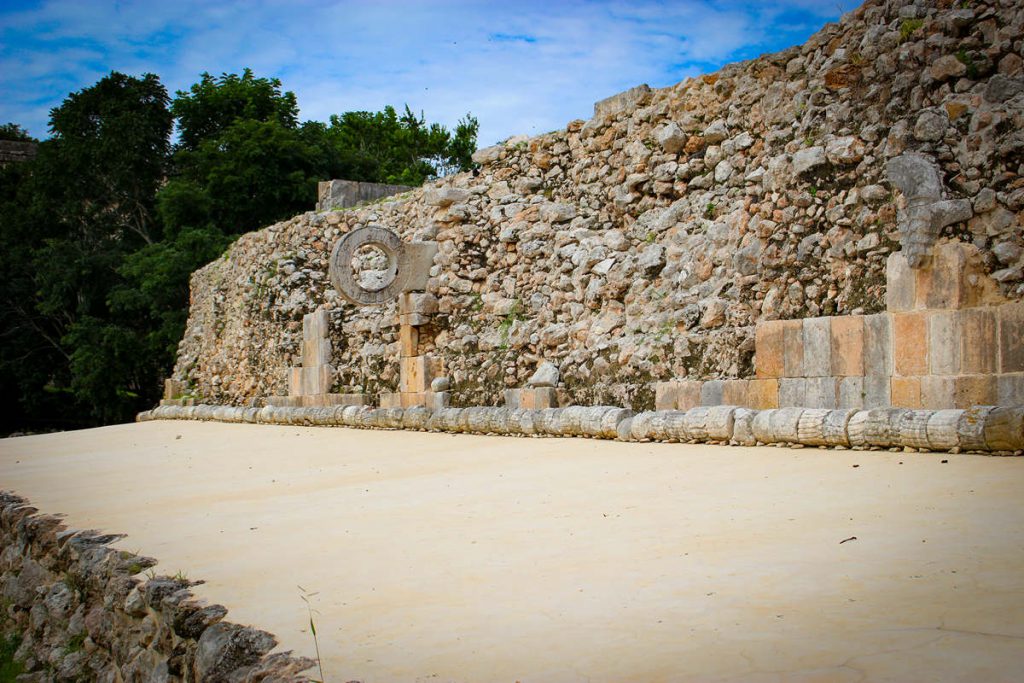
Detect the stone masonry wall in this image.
<box><xmin>173</xmin><ymin>0</ymin><xmax>1024</xmax><ymax>412</ymax></box>
<box><xmin>0</xmin><ymin>492</ymin><xmax>313</xmax><ymax>682</ymax></box>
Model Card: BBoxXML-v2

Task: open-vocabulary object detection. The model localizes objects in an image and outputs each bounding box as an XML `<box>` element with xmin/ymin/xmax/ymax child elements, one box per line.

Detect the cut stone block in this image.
<box><xmin>917</xmin><ymin>241</ymin><xmax>967</xmax><ymax>310</ymax></box>
<box><xmin>891</xmin><ymin>376</ymin><xmax>922</xmax><ymax>408</ymax></box>
<box><xmin>265</xmin><ymin>396</ymin><xmax>302</xmax><ymax>408</ymax></box>
<box><xmin>886</xmin><ymin>253</ymin><xmax>915</xmax><ymax>311</ymax></box>
<box><xmin>302</xmin><ymin>309</ymin><xmax>329</xmax><ymax>340</ymax></box>
<box><xmin>998</xmin><ymin>373</ymin><xmax>1024</xmax><ymax>406</ymax></box>
<box><xmin>838</xmin><ymin>377</ymin><xmax>865</xmax><ymax>409</ymax></box>
<box><xmin>999</xmin><ymin>302</ymin><xmax>1024</xmax><ymax>373</ymax></box>
<box><xmin>779</xmin><ymin>378</ymin><xmax>806</xmax><ymax>407</ymax></box>
<box><xmin>399</xmin><ymin>292</ymin><xmax>438</xmax><ymax>316</ymax></box>
<box><xmin>959</xmin><ymin>307</ymin><xmax>997</xmax><ymax>374</ymax></box>
<box><xmin>892</xmin><ymin>312</ymin><xmax>928</xmax><ymax>376</ymax></box>
<box><xmin>288</xmin><ymin>367</ymin><xmax>303</xmax><ymax>396</ymax></box>
<box><xmin>399</xmin><ymin>356</ymin><xmax>432</xmax><ymax>393</ymax></box>
<box><xmin>303</xmin><ymin>336</ymin><xmax>332</xmax><ymax>368</ymax></box>
<box><xmin>921</xmin><ymin>376</ymin><xmax>954</xmax><ymax>410</ymax></box>
<box><xmin>504</xmin><ymin>389</ymin><xmax>521</xmax><ymax>409</ymax></box>
<box><xmin>721</xmin><ymin>380</ymin><xmax>750</xmax><ymax>407</ymax></box>
<box><xmin>952</xmin><ymin>375</ymin><xmax>997</xmax><ymax>408</ymax></box>
<box><xmin>302</xmin><ymin>365</ymin><xmax>334</xmax><ymax>395</ymax></box>
<box><xmin>654</xmin><ymin>382</ymin><xmax>679</xmax><ymax>411</ymax></box>
<box><xmin>864</xmin><ymin>375</ymin><xmax>891</xmax><ymax>408</ymax></box>
<box><xmin>427</xmin><ymin>391</ymin><xmax>451</xmax><ymax>411</ymax></box>
<box><xmin>400</xmin><ymin>313</ymin><xmax>431</xmax><ymax>327</ymax></box>
<box><xmin>830</xmin><ymin>316</ymin><xmax>864</xmax><ymax>377</ymax></box>
<box><xmin>802</xmin><ymin>318</ymin><xmax>832</xmax><ymax>377</ymax></box>
<box><xmin>301</xmin><ymin>393</ymin><xmax>367</xmax><ymax>408</ymax></box>
<box><xmin>928</xmin><ymin>311</ymin><xmax>961</xmax><ymax>376</ymax></box>
<box><xmin>379</xmin><ymin>392</ymin><xmax>401</xmax><ymax>409</ymax></box>
<box><xmin>755</xmin><ymin>321</ymin><xmax>785</xmax><ymax>378</ymax></box>
<box><xmin>804</xmin><ymin>377</ymin><xmax>838</xmax><ymax>409</ymax></box>
<box><xmin>748</xmin><ymin>379</ymin><xmax>779</xmax><ymax>410</ymax></box>
<box><xmin>677</xmin><ymin>381</ymin><xmax>703</xmax><ymax>410</ymax></box>
<box><xmin>400</xmin><ymin>325</ymin><xmax>419</xmax><ymax>358</ymax></box>
<box><xmin>520</xmin><ymin>387</ymin><xmax>557</xmax><ymax>410</ymax></box>
<box><xmin>163</xmin><ymin>379</ymin><xmax>186</xmax><ymax>400</ymax></box>
<box><xmin>700</xmin><ymin>380</ymin><xmax>724</xmax><ymax>406</ymax></box>
<box><xmin>400</xmin><ymin>392</ymin><xmax>427</xmax><ymax>408</ymax></box>
<box><xmin>863</xmin><ymin>314</ymin><xmax>893</xmax><ymax>377</ymax></box>
<box><xmin>782</xmin><ymin>319</ymin><xmax>804</xmax><ymax>378</ymax></box>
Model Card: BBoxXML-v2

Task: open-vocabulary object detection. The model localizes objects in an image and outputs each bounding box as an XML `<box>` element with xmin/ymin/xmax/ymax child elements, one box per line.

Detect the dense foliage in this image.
<box><xmin>0</xmin><ymin>70</ymin><xmax>478</xmax><ymax>434</ymax></box>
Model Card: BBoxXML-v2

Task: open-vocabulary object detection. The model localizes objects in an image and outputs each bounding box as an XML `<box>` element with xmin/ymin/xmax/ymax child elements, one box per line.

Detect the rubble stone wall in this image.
<box><xmin>173</xmin><ymin>0</ymin><xmax>1024</xmax><ymax>411</ymax></box>
<box><xmin>0</xmin><ymin>492</ymin><xmax>312</xmax><ymax>682</ymax></box>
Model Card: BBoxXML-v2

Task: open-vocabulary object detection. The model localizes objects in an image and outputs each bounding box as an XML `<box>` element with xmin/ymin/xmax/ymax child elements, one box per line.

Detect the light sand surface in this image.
<box><xmin>2</xmin><ymin>421</ymin><xmax>1024</xmax><ymax>682</ymax></box>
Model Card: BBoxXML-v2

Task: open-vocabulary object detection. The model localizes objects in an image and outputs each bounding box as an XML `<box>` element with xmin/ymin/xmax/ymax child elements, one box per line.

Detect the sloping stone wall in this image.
<box><xmin>172</xmin><ymin>0</ymin><xmax>1024</xmax><ymax>412</ymax></box>
<box><xmin>0</xmin><ymin>492</ymin><xmax>313</xmax><ymax>682</ymax></box>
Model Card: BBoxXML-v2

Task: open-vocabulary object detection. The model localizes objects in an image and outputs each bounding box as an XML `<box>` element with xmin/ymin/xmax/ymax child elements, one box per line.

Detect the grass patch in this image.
<box><xmin>0</xmin><ymin>633</ymin><xmax>24</xmax><ymax>682</ymax></box>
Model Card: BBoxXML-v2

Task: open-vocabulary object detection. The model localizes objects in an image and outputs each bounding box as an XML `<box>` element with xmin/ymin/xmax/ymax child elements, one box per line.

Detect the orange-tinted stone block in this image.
<box><xmin>952</xmin><ymin>375</ymin><xmax>997</xmax><ymax>408</ymax></box>
<box><xmin>892</xmin><ymin>312</ymin><xmax>929</xmax><ymax>376</ymax></box>
<box><xmin>890</xmin><ymin>376</ymin><xmax>922</xmax><ymax>408</ymax></box>
<box><xmin>721</xmin><ymin>380</ymin><xmax>750</xmax><ymax>406</ymax></box>
<box><xmin>830</xmin><ymin>315</ymin><xmax>865</xmax><ymax>377</ymax></box>
<box><xmin>755</xmin><ymin>321</ymin><xmax>785</xmax><ymax>378</ymax></box>
<box><xmin>782</xmin><ymin>320</ymin><xmax>804</xmax><ymax>377</ymax></box>
<box><xmin>959</xmin><ymin>308</ymin><xmax>997</xmax><ymax>374</ymax></box>
<box><xmin>747</xmin><ymin>379</ymin><xmax>779</xmax><ymax>409</ymax></box>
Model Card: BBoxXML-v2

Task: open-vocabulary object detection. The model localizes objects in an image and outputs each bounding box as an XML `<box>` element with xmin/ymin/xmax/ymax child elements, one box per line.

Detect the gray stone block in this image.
<box><xmin>779</xmin><ymin>378</ymin><xmax>806</xmax><ymax>407</ymax></box>
<box><xmin>886</xmin><ymin>253</ymin><xmax>915</xmax><ymax>311</ymax></box>
<box><xmin>863</xmin><ymin>375</ymin><xmax>891</xmax><ymax>408</ymax></box>
<box><xmin>928</xmin><ymin>311</ymin><xmax>960</xmax><ymax>375</ymax></box>
<box><xmin>998</xmin><ymin>374</ymin><xmax>1024</xmax><ymax>406</ymax></box>
<box><xmin>802</xmin><ymin>318</ymin><xmax>832</xmax><ymax>377</ymax></box>
<box><xmin>804</xmin><ymin>377</ymin><xmax>838</xmax><ymax>409</ymax></box>
<box><xmin>700</xmin><ymin>380</ymin><xmax>724</xmax><ymax>406</ymax></box>
<box><xmin>504</xmin><ymin>389</ymin><xmax>521</xmax><ymax>409</ymax></box>
<box><xmin>838</xmin><ymin>377</ymin><xmax>864</xmax><ymax>409</ymax></box>
<box><xmin>863</xmin><ymin>314</ymin><xmax>893</xmax><ymax>376</ymax></box>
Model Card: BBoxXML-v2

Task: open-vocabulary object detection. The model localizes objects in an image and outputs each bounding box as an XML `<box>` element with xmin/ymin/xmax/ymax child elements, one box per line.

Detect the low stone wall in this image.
<box><xmin>0</xmin><ymin>492</ymin><xmax>313</xmax><ymax>682</ymax></box>
<box><xmin>137</xmin><ymin>403</ymin><xmax>1024</xmax><ymax>454</ymax></box>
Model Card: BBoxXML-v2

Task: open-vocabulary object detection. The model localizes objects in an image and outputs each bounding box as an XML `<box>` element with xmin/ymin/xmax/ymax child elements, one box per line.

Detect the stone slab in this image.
<box><xmin>830</xmin><ymin>316</ymin><xmax>864</xmax><ymax>377</ymax></box>
<box><xmin>288</xmin><ymin>367</ymin><xmax>303</xmax><ymax>396</ymax></box>
<box><xmin>999</xmin><ymin>302</ymin><xmax>1024</xmax><ymax>373</ymax></box>
<box><xmin>802</xmin><ymin>318</ymin><xmax>832</xmax><ymax>377</ymax></box>
<box><xmin>959</xmin><ymin>307</ymin><xmax>997</xmax><ymax>375</ymax></box>
<box><xmin>163</xmin><ymin>379</ymin><xmax>187</xmax><ymax>400</ymax></box>
<box><xmin>400</xmin><ymin>392</ymin><xmax>428</xmax><ymax>409</ymax></box>
<box><xmin>654</xmin><ymin>382</ymin><xmax>679</xmax><ymax>411</ymax></box>
<box><xmin>520</xmin><ymin>387</ymin><xmax>557</xmax><ymax>410</ymax></box>
<box><xmin>379</xmin><ymin>392</ymin><xmax>402</xmax><ymax>409</ymax></box>
<box><xmin>886</xmin><ymin>252</ymin><xmax>915</xmax><ymax>311</ymax></box>
<box><xmin>301</xmin><ymin>365</ymin><xmax>334</xmax><ymax>396</ymax></box>
<box><xmin>838</xmin><ymin>377</ymin><xmax>865</xmax><ymax>409</ymax></box>
<box><xmin>893</xmin><ymin>312</ymin><xmax>928</xmax><ymax>376</ymax></box>
<box><xmin>400</xmin><ymin>325</ymin><xmax>419</xmax><ymax>358</ymax></box>
<box><xmin>917</xmin><ymin>242</ymin><xmax>967</xmax><ymax>310</ymax></box>
<box><xmin>864</xmin><ymin>375</ymin><xmax>891</xmax><ymax>408</ymax></box>
<box><xmin>302</xmin><ymin>309</ymin><xmax>330</xmax><ymax>340</ymax></box>
<box><xmin>399</xmin><ymin>292</ymin><xmax>439</xmax><ymax>316</ymax></box>
<box><xmin>920</xmin><ymin>376</ymin><xmax>954</xmax><ymax>410</ymax></box>
<box><xmin>700</xmin><ymin>380</ymin><xmax>724</xmax><ymax>406</ymax></box>
<box><xmin>265</xmin><ymin>396</ymin><xmax>302</xmax><ymax>408</ymax></box>
<box><xmin>721</xmin><ymin>380</ymin><xmax>750</xmax><ymax>407</ymax></box>
<box><xmin>399</xmin><ymin>356</ymin><xmax>432</xmax><ymax>394</ymax></box>
<box><xmin>952</xmin><ymin>375</ymin><xmax>997</xmax><ymax>408</ymax></box>
<box><xmin>755</xmin><ymin>321</ymin><xmax>785</xmax><ymax>378</ymax></box>
<box><xmin>891</xmin><ymin>377</ymin><xmax>922</xmax><ymax>409</ymax></box>
<box><xmin>676</xmin><ymin>381</ymin><xmax>703</xmax><ymax>410</ymax></box>
<box><xmin>928</xmin><ymin>311</ymin><xmax>961</xmax><ymax>376</ymax></box>
<box><xmin>863</xmin><ymin>314</ymin><xmax>893</xmax><ymax>377</ymax></box>
<box><xmin>997</xmin><ymin>373</ymin><xmax>1024</xmax><ymax>406</ymax></box>
<box><xmin>778</xmin><ymin>378</ymin><xmax>806</xmax><ymax>407</ymax></box>
<box><xmin>504</xmin><ymin>389</ymin><xmax>522</xmax><ymax>409</ymax></box>
<box><xmin>782</xmin><ymin>320</ymin><xmax>804</xmax><ymax>378</ymax></box>
<box><xmin>303</xmin><ymin>336</ymin><xmax>332</xmax><ymax>368</ymax></box>
<box><xmin>804</xmin><ymin>377</ymin><xmax>838</xmax><ymax>409</ymax></box>
<box><xmin>747</xmin><ymin>379</ymin><xmax>779</xmax><ymax>410</ymax></box>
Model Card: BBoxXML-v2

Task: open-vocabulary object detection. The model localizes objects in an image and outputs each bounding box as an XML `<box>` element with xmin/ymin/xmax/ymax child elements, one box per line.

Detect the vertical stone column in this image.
<box><xmin>381</xmin><ymin>293</ymin><xmax>448</xmax><ymax>409</ymax></box>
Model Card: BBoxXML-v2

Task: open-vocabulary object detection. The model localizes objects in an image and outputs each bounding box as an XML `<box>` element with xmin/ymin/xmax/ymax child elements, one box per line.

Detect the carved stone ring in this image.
<box><xmin>329</xmin><ymin>225</ymin><xmax>438</xmax><ymax>306</ymax></box>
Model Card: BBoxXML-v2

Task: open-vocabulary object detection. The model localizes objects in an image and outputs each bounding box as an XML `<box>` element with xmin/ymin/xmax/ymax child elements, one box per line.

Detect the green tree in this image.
<box><xmin>0</xmin><ymin>122</ymin><xmax>35</xmax><ymax>141</ymax></box>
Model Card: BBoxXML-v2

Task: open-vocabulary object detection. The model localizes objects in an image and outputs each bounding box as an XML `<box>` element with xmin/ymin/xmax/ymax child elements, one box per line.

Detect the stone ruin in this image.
<box><xmin>159</xmin><ymin>0</ymin><xmax>1024</xmax><ymax>451</ymax></box>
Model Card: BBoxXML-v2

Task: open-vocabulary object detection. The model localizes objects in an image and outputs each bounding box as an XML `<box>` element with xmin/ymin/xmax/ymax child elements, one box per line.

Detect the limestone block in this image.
<box><xmin>400</xmin><ymin>313</ymin><xmax>431</xmax><ymax>327</ymax></box>
<box><xmin>804</xmin><ymin>377</ymin><xmax>838</xmax><ymax>409</ymax></box>
<box><xmin>303</xmin><ymin>336</ymin><xmax>332</xmax><ymax>368</ymax></box>
<box><xmin>616</xmin><ymin>416</ymin><xmax>634</xmax><ymax>441</ymax></box>
<box><xmin>399</xmin><ymin>356</ymin><xmax>432</xmax><ymax>393</ymax></box>
<box><xmin>705</xmin><ymin>406</ymin><xmax>737</xmax><ymax>441</ymax></box>
<box><xmin>521</xmin><ymin>387</ymin><xmax>557</xmax><ymax>410</ymax></box>
<box><xmin>797</xmin><ymin>408</ymin><xmax>831</xmax><ymax>445</ymax></box>
<box><xmin>886</xmin><ymin>253</ymin><xmax>916</xmax><ymax>311</ymax></box>
<box><xmin>863</xmin><ymin>314</ymin><xmax>893</xmax><ymax>377</ymax></box>
<box><xmin>891</xmin><ymin>377</ymin><xmax>922</xmax><ymax>408</ymax></box>
<box><xmin>302</xmin><ymin>310</ymin><xmax>329</xmax><ymax>340</ymax></box>
<box><xmin>400</xmin><ymin>392</ymin><xmax>427</xmax><ymax>408</ymax></box>
<box><xmin>830</xmin><ymin>316</ymin><xmax>864</xmax><ymax>377</ymax></box>
<box><xmin>748</xmin><ymin>379</ymin><xmax>779</xmax><ymax>410</ymax></box>
<box><xmin>399</xmin><ymin>292</ymin><xmax>438</xmax><ymax>317</ymax></box>
<box><xmin>163</xmin><ymin>379</ymin><xmax>186</xmax><ymax>400</ymax></box>
<box><xmin>916</xmin><ymin>242</ymin><xmax>974</xmax><ymax>310</ymax></box>
<box><xmin>925</xmin><ymin>410</ymin><xmax>962</xmax><ymax>451</ymax></box>
<box><xmin>677</xmin><ymin>381</ymin><xmax>703</xmax><ymax>410</ymax></box>
<box><xmin>730</xmin><ymin>408</ymin><xmax>757</xmax><ymax>446</ymax></box>
<box><xmin>427</xmin><ymin>391</ymin><xmax>451</xmax><ymax>411</ymax></box>
<box><xmin>892</xmin><ymin>312</ymin><xmax>928</xmax><ymax>376</ymax></box>
<box><xmin>288</xmin><ymin>367</ymin><xmax>303</xmax><ymax>396</ymax></box>
<box><xmin>400</xmin><ymin>325</ymin><xmax>419</xmax><ymax>358</ymax></box>
<box><xmin>897</xmin><ymin>410</ymin><xmax>933</xmax><ymax>449</ymax></box>
<box><xmin>751</xmin><ymin>410</ymin><xmax>776</xmax><ymax>443</ymax></box>
<box><xmin>769</xmin><ymin>407</ymin><xmax>804</xmax><ymax>443</ymax></box>
<box><xmin>822</xmin><ymin>409</ymin><xmax>856</xmax><ymax>447</ymax></box>
<box><xmin>782</xmin><ymin>319</ymin><xmax>804</xmax><ymax>377</ymax></box>
<box><xmin>379</xmin><ymin>392</ymin><xmax>401</xmax><ymax>409</ymax></box>
<box><xmin>700</xmin><ymin>380</ymin><xmax>724</xmax><ymax>406</ymax></box>
<box><xmin>998</xmin><ymin>373</ymin><xmax>1024</xmax><ymax>406</ymax></box>
<box><xmin>755</xmin><ymin>321</ymin><xmax>785</xmax><ymax>378</ymax></box>
<box><xmin>983</xmin><ymin>407</ymin><xmax>1024</xmax><ymax>450</ymax></box>
<box><xmin>721</xmin><ymin>380</ymin><xmax>750</xmax><ymax>407</ymax></box>
<box><xmin>301</xmin><ymin>365</ymin><xmax>333</xmax><ymax>396</ymax></box>
<box><xmin>779</xmin><ymin>378</ymin><xmax>806</xmax><ymax>407</ymax></box>
<box><xmin>663</xmin><ymin>411</ymin><xmax>689</xmax><ymax>441</ymax></box>
<box><xmin>959</xmin><ymin>308</ymin><xmax>997</xmax><ymax>374</ymax></box>
<box><xmin>838</xmin><ymin>377</ymin><xmax>864</xmax><ymax>409</ymax></box>
<box><xmin>802</xmin><ymin>318</ymin><xmax>832</xmax><ymax>377</ymax></box>
<box><xmin>952</xmin><ymin>375</ymin><xmax>997</xmax><ymax>408</ymax></box>
<box><xmin>593</xmin><ymin>84</ymin><xmax>651</xmax><ymax>119</ymax></box>
<box><xmin>998</xmin><ymin>302</ymin><xmax>1024</xmax><ymax>373</ymax></box>
<box><xmin>928</xmin><ymin>311</ymin><xmax>961</xmax><ymax>375</ymax></box>
<box><xmin>957</xmin><ymin>406</ymin><xmax>995</xmax><ymax>450</ymax></box>
<box><xmin>654</xmin><ymin>382</ymin><xmax>679</xmax><ymax>411</ymax></box>
<box><xmin>504</xmin><ymin>388</ymin><xmax>522</xmax><ymax>409</ymax></box>
<box><xmin>529</xmin><ymin>361</ymin><xmax>560</xmax><ymax>387</ymax></box>
<box><xmin>920</xmin><ymin>376</ymin><xmax>953</xmax><ymax>409</ymax></box>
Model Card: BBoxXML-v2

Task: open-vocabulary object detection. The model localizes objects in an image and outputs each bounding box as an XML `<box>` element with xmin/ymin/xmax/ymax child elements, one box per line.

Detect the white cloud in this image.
<box><xmin>0</xmin><ymin>0</ymin><xmax>840</xmax><ymax>144</ymax></box>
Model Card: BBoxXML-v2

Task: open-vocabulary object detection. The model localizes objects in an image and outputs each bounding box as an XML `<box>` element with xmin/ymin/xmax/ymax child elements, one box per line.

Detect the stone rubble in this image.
<box><xmin>173</xmin><ymin>0</ymin><xmax>1024</xmax><ymax>413</ymax></box>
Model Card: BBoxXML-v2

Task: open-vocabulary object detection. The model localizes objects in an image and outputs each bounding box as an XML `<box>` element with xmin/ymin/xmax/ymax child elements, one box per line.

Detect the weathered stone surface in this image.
<box><xmin>928</xmin><ymin>311</ymin><xmax>961</xmax><ymax>376</ymax></box>
<box><xmin>593</xmin><ymin>84</ymin><xmax>651</xmax><ymax>119</ymax></box>
<box><xmin>802</xmin><ymin>318</ymin><xmax>832</xmax><ymax>377</ymax></box>
<box><xmin>830</xmin><ymin>316</ymin><xmax>864</xmax><ymax>377</ymax></box>
<box><xmin>999</xmin><ymin>303</ymin><xmax>1024</xmax><ymax>373</ymax></box>
<box><xmin>957</xmin><ymin>406</ymin><xmax>994</xmax><ymax>450</ymax></box>
<box><xmin>792</xmin><ymin>146</ymin><xmax>826</xmax><ymax>176</ymax></box>
<box><xmin>528</xmin><ymin>361</ymin><xmax>560</xmax><ymax>388</ymax></box>
<box><xmin>983</xmin><ymin>407</ymin><xmax>1024</xmax><ymax>451</ymax></box>
<box><xmin>748</xmin><ymin>379</ymin><xmax>778</xmax><ymax>410</ymax></box>
<box><xmin>805</xmin><ymin>377</ymin><xmax>838</xmax><ymax>409</ymax></box>
<box><xmin>755</xmin><ymin>321</ymin><xmax>785</xmax><ymax>379</ymax></box>
<box><xmin>779</xmin><ymin>378</ymin><xmax>806</xmax><ymax>407</ymax></box>
<box><xmin>892</xmin><ymin>313</ymin><xmax>928</xmax><ymax>376</ymax></box>
<box><xmin>959</xmin><ymin>308</ymin><xmax>997</xmax><ymax>375</ymax></box>
<box><xmin>890</xmin><ymin>377</ymin><xmax>922</xmax><ymax>409</ymax></box>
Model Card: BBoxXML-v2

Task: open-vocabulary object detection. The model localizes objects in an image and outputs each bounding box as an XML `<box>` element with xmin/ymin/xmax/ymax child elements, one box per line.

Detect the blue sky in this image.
<box><xmin>0</xmin><ymin>0</ymin><xmax>843</xmax><ymax>146</ymax></box>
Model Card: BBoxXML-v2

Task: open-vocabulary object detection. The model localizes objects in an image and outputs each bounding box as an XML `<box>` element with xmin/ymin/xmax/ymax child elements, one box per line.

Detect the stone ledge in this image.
<box><xmin>138</xmin><ymin>403</ymin><xmax>1024</xmax><ymax>454</ymax></box>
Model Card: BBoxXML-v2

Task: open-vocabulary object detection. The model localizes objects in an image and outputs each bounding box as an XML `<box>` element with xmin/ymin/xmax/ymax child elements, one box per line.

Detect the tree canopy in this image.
<box><xmin>0</xmin><ymin>69</ymin><xmax>478</xmax><ymax>434</ymax></box>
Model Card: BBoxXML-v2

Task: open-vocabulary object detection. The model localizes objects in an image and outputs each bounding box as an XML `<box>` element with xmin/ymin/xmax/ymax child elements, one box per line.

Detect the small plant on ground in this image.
<box><xmin>899</xmin><ymin>18</ymin><xmax>923</xmax><ymax>42</ymax></box>
<box><xmin>298</xmin><ymin>586</ymin><xmax>326</xmax><ymax>683</ymax></box>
